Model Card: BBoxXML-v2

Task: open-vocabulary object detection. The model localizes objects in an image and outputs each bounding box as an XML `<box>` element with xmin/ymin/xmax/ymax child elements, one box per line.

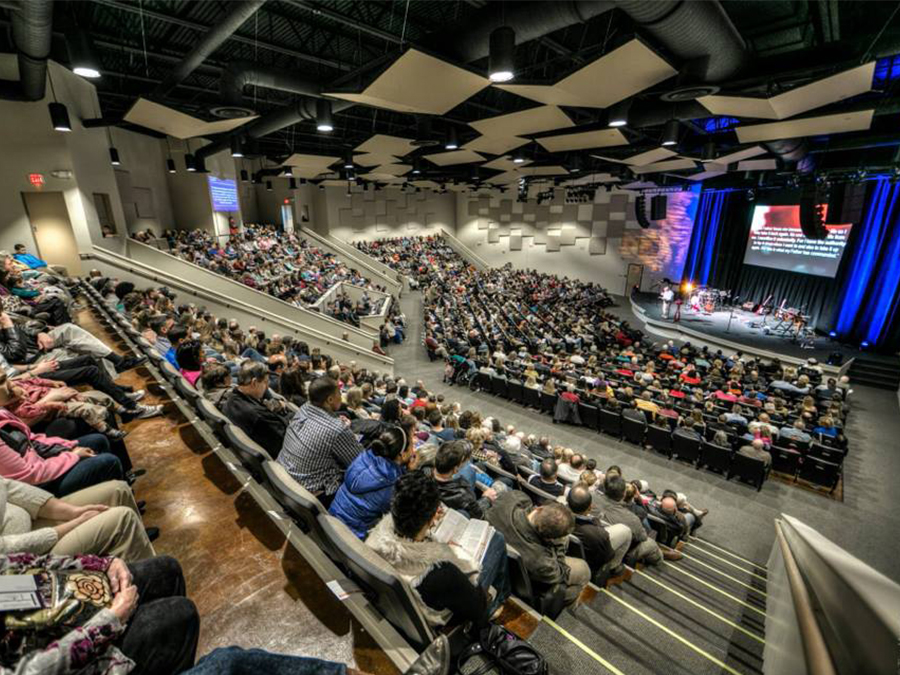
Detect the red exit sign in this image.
<box><xmin>28</xmin><ymin>173</ymin><xmax>45</xmax><ymax>189</ymax></box>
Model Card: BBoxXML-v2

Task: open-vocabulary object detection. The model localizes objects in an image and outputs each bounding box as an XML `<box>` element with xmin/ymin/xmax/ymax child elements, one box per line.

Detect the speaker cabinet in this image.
<box><xmin>633</xmin><ymin>196</ymin><xmax>651</xmax><ymax>229</ymax></box>
<box><xmin>650</xmin><ymin>194</ymin><xmax>667</xmax><ymax>220</ymax></box>
<box><xmin>800</xmin><ymin>188</ymin><xmax>828</xmax><ymax>239</ymax></box>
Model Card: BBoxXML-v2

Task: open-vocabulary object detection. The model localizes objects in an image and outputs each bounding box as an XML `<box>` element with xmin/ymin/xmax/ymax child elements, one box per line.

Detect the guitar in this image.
<box><xmin>755</xmin><ymin>294</ymin><xmax>774</xmax><ymax>315</ymax></box>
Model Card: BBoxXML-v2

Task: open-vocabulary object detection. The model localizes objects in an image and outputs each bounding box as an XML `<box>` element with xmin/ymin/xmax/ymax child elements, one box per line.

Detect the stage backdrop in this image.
<box><xmin>682</xmin><ymin>181</ymin><xmax>900</xmax><ymax>352</ymax></box>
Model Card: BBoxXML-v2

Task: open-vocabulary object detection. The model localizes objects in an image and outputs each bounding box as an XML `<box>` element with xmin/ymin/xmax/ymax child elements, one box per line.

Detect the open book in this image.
<box><xmin>430</xmin><ymin>508</ymin><xmax>495</xmax><ymax>568</ymax></box>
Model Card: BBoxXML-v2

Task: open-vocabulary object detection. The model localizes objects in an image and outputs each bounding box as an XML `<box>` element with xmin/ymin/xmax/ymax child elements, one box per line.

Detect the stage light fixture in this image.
<box><xmin>607</xmin><ymin>99</ymin><xmax>631</xmax><ymax>127</ymax></box>
<box><xmin>343</xmin><ymin>154</ymin><xmax>353</xmax><ymax>169</ymax></box>
<box><xmin>412</xmin><ymin>160</ymin><xmax>421</xmax><ymax>175</ymax></box>
<box><xmin>48</xmin><ymin>102</ymin><xmax>72</xmax><ymax>132</ymax></box>
<box><xmin>69</xmin><ymin>30</ymin><xmax>101</xmax><ymax>79</ymax></box>
<box><xmin>166</xmin><ymin>158</ymin><xmax>176</xmax><ymax>174</ymax></box>
<box><xmin>316</xmin><ymin>99</ymin><xmax>334</xmax><ymax>132</ymax></box>
<box><xmin>289</xmin><ymin>177</ymin><xmax>297</xmax><ymax>190</ymax></box>
<box><xmin>828</xmin><ymin>330</ymin><xmax>837</xmax><ymax>338</ymax></box>
<box><xmin>445</xmin><ymin>127</ymin><xmax>459</xmax><ymax>150</ymax></box>
<box><xmin>185</xmin><ymin>153</ymin><xmax>196</xmax><ymax>172</ymax></box>
<box><xmin>240</xmin><ymin>169</ymin><xmax>249</xmax><ymax>182</ymax></box>
<box><xmin>488</xmin><ymin>26</ymin><xmax>515</xmax><ymax>83</ymax></box>
<box><xmin>282</xmin><ymin>165</ymin><xmax>293</xmax><ymax>177</ymax></box>
<box><xmin>108</xmin><ymin>147</ymin><xmax>120</xmax><ymax>166</ymax></box>
<box><xmin>661</xmin><ymin>119</ymin><xmax>679</xmax><ymax>146</ymax></box>
<box><xmin>701</xmin><ymin>140</ymin><xmax>716</xmax><ymax>161</ymax></box>
<box><xmin>230</xmin><ymin>136</ymin><xmax>243</xmax><ymax>158</ymax></box>
<box><xmin>266</xmin><ymin>181</ymin><xmax>273</xmax><ymax>191</ymax></box>
<box><xmin>861</xmin><ymin>341</ymin><xmax>870</xmax><ymax>349</ymax></box>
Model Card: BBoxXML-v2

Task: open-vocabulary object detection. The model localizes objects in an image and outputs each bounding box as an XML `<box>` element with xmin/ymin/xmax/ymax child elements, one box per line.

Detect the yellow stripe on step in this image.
<box><xmin>681</xmin><ymin>547</ymin><xmax>769</xmax><ymax>581</ymax></box>
<box><xmin>599</xmin><ymin>587</ymin><xmax>746</xmax><ymax>675</ymax></box>
<box><xmin>688</xmin><ymin>537</ymin><xmax>768</xmax><ymax>570</ymax></box>
<box><xmin>659</xmin><ymin>562</ymin><xmax>767</xmax><ymax>618</ymax></box>
<box><xmin>633</xmin><ymin>569</ymin><xmax>765</xmax><ymax>645</ymax></box>
<box><xmin>542</xmin><ymin>616</ymin><xmax>628</xmax><ymax>675</ymax></box>
<box><xmin>680</xmin><ymin>556</ymin><xmax>768</xmax><ymax>597</ymax></box>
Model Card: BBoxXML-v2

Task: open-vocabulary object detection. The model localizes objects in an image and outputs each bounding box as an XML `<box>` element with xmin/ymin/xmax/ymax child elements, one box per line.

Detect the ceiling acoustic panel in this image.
<box><xmin>713</xmin><ymin>146</ymin><xmax>767</xmax><ymax>165</ymax></box>
<box><xmin>631</xmin><ymin>158</ymin><xmax>697</xmax><ymax>174</ymax></box>
<box><xmin>375</xmin><ymin>164</ymin><xmax>412</xmax><ymax>176</ymax></box>
<box><xmin>354</xmin><ymin>134</ymin><xmax>417</xmax><ymax>157</ymax></box>
<box><xmin>124</xmin><ymin>98</ymin><xmax>257</xmax><ymax>139</ymax></box>
<box><xmin>496</xmin><ymin>39</ymin><xmax>676</xmax><ymax>109</ymax></box>
<box><xmin>517</xmin><ymin>165</ymin><xmax>569</xmax><ymax>177</ymax></box>
<box><xmin>423</xmin><ymin>149</ymin><xmax>485</xmax><ymax>166</ymax></box>
<box><xmin>735</xmin><ymin>110</ymin><xmax>874</xmax><ymax>143</ymax></box>
<box><xmin>685</xmin><ymin>165</ymin><xmax>728</xmax><ymax>181</ymax></box>
<box><xmin>326</xmin><ymin>49</ymin><xmax>489</xmax><ymax>115</ymax></box>
<box><xmin>482</xmin><ymin>157</ymin><xmax>532</xmax><ymax>171</ymax></box>
<box><xmin>536</xmin><ymin>128</ymin><xmax>628</xmax><ymax>152</ymax></box>
<box><xmin>354</xmin><ymin>153</ymin><xmax>400</xmax><ymax>167</ymax></box>
<box><xmin>699</xmin><ymin>62</ymin><xmax>875</xmax><ymax>120</ymax></box>
<box><xmin>463</xmin><ymin>135</ymin><xmax>530</xmax><ymax>155</ymax></box>
<box><xmin>737</xmin><ymin>158</ymin><xmax>778</xmax><ymax>171</ymax></box>
<box><xmin>624</xmin><ymin>147</ymin><xmax>678</xmax><ymax>166</ymax></box>
<box><xmin>469</xmin><ymin>105</ymin><xmax>574</xmax><ymax>138</ymax></box>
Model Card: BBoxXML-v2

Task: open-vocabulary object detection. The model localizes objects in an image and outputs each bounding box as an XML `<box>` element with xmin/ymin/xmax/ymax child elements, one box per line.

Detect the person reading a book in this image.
<box><xmin>0</xmin><ymin>552</ymin><xmax>198</xmax><ymax>675</ymax></box>
<box><xmin>366</xmin><ymin>470</ymin><xmax>511</xmax><ymax>627</ymax></box>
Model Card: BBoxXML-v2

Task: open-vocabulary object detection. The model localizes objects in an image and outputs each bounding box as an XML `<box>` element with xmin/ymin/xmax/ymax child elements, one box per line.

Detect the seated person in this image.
<box><xmin>528</xmin><ymin>458</ymin><xmax>565</xmax><ymax>498</ymax></box>
<box><xmin>486</xmin><ymin>490</ymin><xmax>589</xmax><ymax>607</ymax></box>
<box><xmin>278</xmin><ymin>377</ymin><xmax>363</xmax><ymax>507</ymax></box>
<box><xmin>598</xmin><ymin>475</ymin><xmax>679</xmax><ymax>565</ymax></box>
<box><xmin>0</xmin><ymin>408</ymin><xmax>125</xmax><ymax>497</ymax></box>
<box><xmin>673</xmin><ymin>419</ymin><xmax>702</xmax><ymax>442</ymax></box>
<box><xmin>737</xmin><ymin>439</ymin><xmax>772</xmax><ymax>467</ymax></box>
<box><xmin>329</xmin><ymin>417</ymin><xmax>418</xmax><ymax>539</ymax></box>
<box><xmin>175</xmin><ymin>339</ymin><xmax>205</xmax><ymax>386</ymax></box>
<box><xmin>0</xmin><ymin>476</ymin><xmax>155</xmax><ymax>559</ymax></box>
<box><xmin>432</xmin><ymin>440</ymin><xmax>497</xmax><ymax>520</ymax></box>
<box><xmin>222</xmin><ymin>361</ymin><xmax>291</xmax><ymax>458</ymax></box>
<box><xmin>199</xmin><ymin>364</ymin><xmax>233</xmax><ymax>408</ymax></box>
<box><xmin>367</xmin><ymin>470</ymin><xmax>510</xmax><ymax>624</ymax></box>
<box><xmin>779</xmin><ymin>419</ymin><xmax>812</xmax><ymax>445</ymax></box>
<box><xmin>12</xmin><ymin>243</ymin><xmax>67</xmax><ymax>276</ymax></box>
<box><xmin>556</xmin><ymin>452</ymin><xmax>586</xmax><ymax>483</ymax></box>
<box><xmin>0</xmin><ymin>553</ymin><xmax>197</xmax><ymax>675</ymax></box>
<box><xmin>567</xmin><ymin>485</ymin><xmax>632</xmax><ymax>582</ymax></box>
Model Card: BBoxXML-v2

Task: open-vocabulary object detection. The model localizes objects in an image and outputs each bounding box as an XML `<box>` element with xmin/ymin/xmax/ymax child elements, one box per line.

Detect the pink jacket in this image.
<box><xmin>0</xmin><ymin>409</ymin><xmax>78</xmax><ymax>485</ymax></box>
<box><xmin>2</xmin><ymin>377</ymin><xmax>61</xmax><ymax>426</ymax></box>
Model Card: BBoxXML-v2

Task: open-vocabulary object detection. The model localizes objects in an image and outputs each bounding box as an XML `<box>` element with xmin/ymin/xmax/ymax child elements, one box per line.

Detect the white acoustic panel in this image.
<box><xmin>509</xmin><ymin>233</ymin><xmax>522</xmax><ymax>250</ymax></box>
<box><xmin>327</xmin><ymin>49</ymin><xmax>489</xmax><ymax>115</ymax></box>
<box><xmin>589</xmin><ymin>237</ymin><xmax>607</xmax><ymax>255</ymax></box>
<box><xmin>737</xmin><ymin>159</ymin><xmax>778</xmax><ymax>171</ymax></box>
<box><xmin>463</xmin><ymin>135</ymin><xmax>530</xmax><ymax>155</ymax></box>
<box><xmin>560</xmin><ymin>226</ymin><xmax>577</xmax><ymax>246</ymax></box>
<box><xmin>631</xmin><ymin>158</ymin><xmax>697</xmax><ymax>174</ymax></box>
<box><xmin>713</xmin><ymin>146</ymin><xmax>767</xmax><ymax>165</ymax></box>
<box><xmin>535</xmin><ymin>128</ymin><xmax>628</xmax><ymax>152</ymax></box>
<box><xmin>591</xmin><ymin>221</ymin><xmax>608</xmax><ymax>237</ymax></box>
<box><xmin>497</xmin><ymin>39</ymin><xmax>676</xmax><ymax>109</ymax></box>
<box><xmin>124</xmin><ymin>98</ymin><xmax>256</xmax><ymax>139</ymax></box>
<box><xmin>354</xmin><ymin>134</ymin><xmax>417</xmax><ymax>156</ymax></box>
<box><xmin>735</xmin><ymin>110</ymin><xmax>874</xmax><ymax>143</ymax></box>
<box><xmin>577</xmin><ymin>204</ymin><xmax>594</xmax><ymax>222</ymax></box>
<box><xmin>469</xmin><ymin>105</ymin><xmax>574</xmax><ymax>137</ymax></box>
<box><xmin>354</xmin><ymin>153</ymin><xmax>400</xmax><ymax>167</ymax></box>
<box><xmin>546</xmin><ymin>231</ymin><xmax>561</xmax><ymax>252</ymax></box>
<box><xmin>518</xmin><ymin>165</ymin><xmax>569</xmax><ymax>176</ymax></box>
<box><xmin>482</xmin><ymin>156</ymin><xmax>532</xmax><ymax>171</ymax></box>
<box><xmin>423</xmin><ymin>149</ymin><xmax>485</xmax><ymax>166</ymax></box>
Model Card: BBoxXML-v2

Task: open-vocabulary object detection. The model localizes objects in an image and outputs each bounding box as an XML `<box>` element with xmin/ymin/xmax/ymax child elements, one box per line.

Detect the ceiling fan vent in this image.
<box><xmin>659</xmin><ymin>84</ymin><xmax>720</xmax><ymax>102</ymax></box>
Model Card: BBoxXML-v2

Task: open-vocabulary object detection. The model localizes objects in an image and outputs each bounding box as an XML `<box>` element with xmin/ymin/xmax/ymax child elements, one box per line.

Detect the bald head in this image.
<box><xmin>566</xmin><ymin>485</ymin><xmax>592</xmax><ymax>516</ymax></box>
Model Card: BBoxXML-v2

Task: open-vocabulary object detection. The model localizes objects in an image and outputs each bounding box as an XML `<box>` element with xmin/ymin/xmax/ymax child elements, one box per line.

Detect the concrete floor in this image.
<box><xmin>391</xmin><ymin>291</ymin><xmax>900</xmax><ymax>582</ymax></box>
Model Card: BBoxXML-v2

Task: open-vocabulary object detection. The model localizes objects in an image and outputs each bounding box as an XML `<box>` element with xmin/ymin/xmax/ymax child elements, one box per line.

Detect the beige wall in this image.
<box><xmin>112</xmin><ymin>130</ymin><xmax>175</xmax><ymax>237</ymax></box>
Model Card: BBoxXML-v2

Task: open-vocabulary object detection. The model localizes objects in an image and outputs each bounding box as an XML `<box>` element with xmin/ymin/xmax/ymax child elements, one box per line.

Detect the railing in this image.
<box><xmin>125</xmin><ymin>239</ymin><xmax>375</xmax><ymax>351</ymax></box>
<box><xmin>85</xmin><ymin>245</ymin><xmax>394</xmax><ymax>374</ymax></box>
<box><xmin>766</xmin><ymin>515</ymin><xmax>900</xmax><ymax>675</ymax></box>
<box><xmin>440</xmin><ymin>228</ymin><xmax>489</xmax><ymax>269</ymax></box>
<box><xmin>299</xmin><ymin>226</ymin><xmax>403</xmax><ymax>296</ymax></box>
<box><xmin>310</xmin><ymin>281</ymin><xmax>391</xmax><ymax>334</ymax></box>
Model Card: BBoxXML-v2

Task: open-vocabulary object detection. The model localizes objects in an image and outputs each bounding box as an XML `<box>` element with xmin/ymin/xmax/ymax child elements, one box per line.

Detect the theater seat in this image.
<box><xmin>728</xmin><ymin>453</ymin><xmax>768</xmax><ymax>491</ymax></box>
<box><xmin>540</xmin><ymin>391</ymin><xmax>557</xmax><ymax>415</ymax></box>
<box><xmin>771</xmin><ymin>446</ymin><xmax>801</xmax><ymax>478</ymax></box>
<box><xmin>506</xmin><ymin>380</ymin><xmax>524</xmax><ymax>404</ymax></box>
<box><xmin>807</xmin><ymin>442</ymin><xmax>845</xmax><ymax>465</ymax></box>
<box><xmin>578</xmin><ymin>402</ymin><xmax>599</xmax><ymax>431</ymax></box>
<box><xmin>672</xmin><ymin>434</ymin><xmax>701</xmax><ymax>466</ymax></box>
<box><xmin>195</xmin><ymin>398</ymin><xmax>230</xmax><ymax>440</ymax></box>
<box><xmin>646</xmin><ymin>425</ymin><xmax>672</xmax><ymax>458</ymax></box>
<box><xmin>491</xmin><ymin>375</ymin><xmax>508</xmax><ymax>398</ymax></box>
<box><xmin>174</xmin><ymin>377</ymin><xmax>201</xmax><ymax>404</ymax></box>
<box><xmin>599</xmin><ymin>408</ymin><xmax>622</xmax><ymax>438</ymax></box>
<box><xmin>797</xmin><ymin>456</ymin><xmax>841</xmax><ymax>492</ymax></box>
<box><xmin>222</xmin><ymin>424</ymin><xmax>273</xmax><ymax>481</ymax></box>
<box><xmin>622</xmin><ymin>416</ymin><xmax>646</xmax><ymax>446</ymax></box>
<box><xmin>317</xmin><ymin>513</ymin><xmax>436</xmax><ymax>649</ymax></box>
<box><xmin>262</xmin><ymin>461</ymin><xmax>337</xmax><ymax>560</ymax></box>
<box><xmin>523</xmin><ymin>387</ymin><xmax>540</xmax><ymax>409</ymax></box>
<box><xmin>699</xmin><ymin>441</ymin><xmax>732</xmax><ymax>475</ymax></box>
<box><xmin>505</xmin><ymin>544</ymin><xmax>567</xmax><ymax>620</ymax></box>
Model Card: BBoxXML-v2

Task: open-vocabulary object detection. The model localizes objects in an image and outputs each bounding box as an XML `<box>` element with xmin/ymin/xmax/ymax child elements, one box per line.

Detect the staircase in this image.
<box><xmin>849</xmin><ymin>356</ymin><xmax>900</xmax><ymax>391</ymax></box>
<box><xmin>518</xmin><ymin>537</ymin><xmax>767</xmax><ymax>675</ymax></box>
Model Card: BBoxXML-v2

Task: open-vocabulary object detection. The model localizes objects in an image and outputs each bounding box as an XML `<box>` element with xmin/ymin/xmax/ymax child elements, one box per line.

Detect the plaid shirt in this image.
<box><xmin>278</xmin><ymin>402</ymin><xmax>363</xmax><ymax>496</ymax></box>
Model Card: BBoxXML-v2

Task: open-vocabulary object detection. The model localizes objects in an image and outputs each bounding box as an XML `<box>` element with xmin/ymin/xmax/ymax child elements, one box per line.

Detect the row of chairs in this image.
<box><xmin>473</xmin><ymin>372</ymin><xmax>841</xmax><ymax>493</ymax></box>
<box><xmin>79</xmin><ymin>280</ymin><xmax>574</xmax><ymax>653</ymax></box>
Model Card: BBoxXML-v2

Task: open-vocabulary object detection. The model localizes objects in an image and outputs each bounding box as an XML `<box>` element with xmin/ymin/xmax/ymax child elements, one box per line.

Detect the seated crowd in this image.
<box><xmin>153</xmin><ymin>225</ymin><xmax>390</xmax><ymax>328</ymax></box>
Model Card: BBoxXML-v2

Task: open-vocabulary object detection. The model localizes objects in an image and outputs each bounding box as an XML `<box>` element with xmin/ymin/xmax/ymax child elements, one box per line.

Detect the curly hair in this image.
<box><xmin>391</xmin><ymin>470</ymin><xmax>440</xmax><ymax>540</ymax></box>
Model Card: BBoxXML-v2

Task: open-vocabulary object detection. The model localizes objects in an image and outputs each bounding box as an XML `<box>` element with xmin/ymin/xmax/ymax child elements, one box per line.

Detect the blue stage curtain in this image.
<box><xmin>834</xmin><ymin>178</ymin><xmax>900</xmax><ymax>349</ymax></box>
<box><xmin>682</xmin><ymin>190</ymin><xmax>727</xmax><ymax>286</ymax></box>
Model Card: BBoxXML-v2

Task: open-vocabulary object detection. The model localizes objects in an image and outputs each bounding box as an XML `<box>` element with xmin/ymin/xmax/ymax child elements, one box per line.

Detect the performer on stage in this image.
<box><xmin>660</xmin><ymin>285</ymin><xmax>674</xmax><ymax>319</ymax></box>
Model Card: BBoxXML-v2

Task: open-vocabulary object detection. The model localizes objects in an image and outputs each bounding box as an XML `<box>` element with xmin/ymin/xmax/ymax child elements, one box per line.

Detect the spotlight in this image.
<box><xmin>69</xmin><ymin>30</ymin><xmax>101</xmax><ymax>79</ymax></box>
<box><xmin>860</xmin><ymin>340</ymin><xmax>870</xmax><ymax>349</ymax></box>
<box><xmin>661</xmin><ymin>119</ymin><xmax>679</xmax><ymax>146</ymax></box>
<box><xmin>316</xmin><ymin>99</ymin><xmax>334</xmax><ymax>132</ymax></box>
<box><xmin>166</xmin><ymin>158</ymin><xmax>176</xmax><ymax>174</ymax></box>
<box><xmin>318</xmin><ymin>183</ymin><xmax>325</xmax><ymax>190</ymax></box>
<box><xmin>412</xmin><ymin>160</ymin><xmax>421</xmax><ymax>175</ymax></box>
<box><xmin>445</xmin><ymin>127</ymin><xmax>459</xmax><ymax>150</ymax></box>
<box><xmin>701</xmin><ymin>140</ymin><xmax>716</xmax><ymax>161</ymax></box>
<box><xmin>185</xmin><ymin>153</ymin><xmax>196</xmax><ymax>172</ymax></box>
<box><xmin>488</xmin><ymin>26</ymin><xmax>515</xmax><ymax>83</ymax></box>
<box><xmin>230</xmin><ymin>136</ymin><xmax>243</xmax><ymax>158</ymax></box>
<box><xmin>607</xmin><ymin>99</ymin><xmax>631</xmax><ymax>128</ymax></box>
<box><xmin>266</xmin><ymin>181</ymin><xmax>273</xmax><ymax>191</ymax></box>
<box><xmin>282</xmin><ymin>165</ymin><xmax>293</xmax><ymax>178</ymax></box>
<box><xmin>48</xmin><ymin>102</ymin><xmax>72</xmax><ymax>132</ymax></box>
<box><xmin>512</xmin><ymin>153</ymin><xmax>525</xmax><ymax>164</ymax></box>
<box><xmin>828</xmin><ymin>330</ymin><xmax>837</xmax><ymax>339</ymax></box>
<box><xmin>343</xmin><ymin>154</ymin><xmax>353</xmax><ymax>169</ymax></box>
<box><xmin>109</xmin><ymin>147</ymin><xmax>120</xmax><ymax>166</ymax></box>
<box><xmin>240</xmin><ymin>169</ymin><xmax>249</xmax><ymax>182</ymax></box>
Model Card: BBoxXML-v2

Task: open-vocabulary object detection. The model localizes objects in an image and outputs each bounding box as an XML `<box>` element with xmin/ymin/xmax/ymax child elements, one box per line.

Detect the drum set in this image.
<box><xmin>752</xmin><ymin>304</ymin><xmax>816</xmax><ymax>347</ymax></box>
<box><xmin>688</xmin><ymin>287</ymin><xmax>731</xmax><ymax>314</ymax></box>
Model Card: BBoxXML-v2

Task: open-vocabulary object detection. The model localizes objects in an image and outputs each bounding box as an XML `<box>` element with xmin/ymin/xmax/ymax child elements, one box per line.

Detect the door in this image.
<box><xmin>21</xmin><ymin>192</ymin><xmax>82</xmax><ymax>275</ymax></box>
<box><xmin>625</xmin><ymin>263</ymin><xmax>644</xmax><ymax>296</ymax></box>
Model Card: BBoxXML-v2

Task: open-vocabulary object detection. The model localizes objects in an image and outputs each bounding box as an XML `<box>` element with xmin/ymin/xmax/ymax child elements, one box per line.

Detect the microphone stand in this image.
<box><xmin>726</xmin><ymin>296</ymin><xmax>739</xmax><ymax>333</ymax></box>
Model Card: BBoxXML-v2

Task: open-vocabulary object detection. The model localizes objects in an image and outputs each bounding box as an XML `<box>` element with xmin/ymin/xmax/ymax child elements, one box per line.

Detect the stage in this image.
<box><xmin>630</xmin><ymin>291</ymin><xmax>853</xmax><ymax>375</ymax></box>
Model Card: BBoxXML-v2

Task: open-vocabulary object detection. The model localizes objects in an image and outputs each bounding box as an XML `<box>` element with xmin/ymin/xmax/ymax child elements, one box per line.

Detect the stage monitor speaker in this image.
<box><xmin>840</xmin><ymin>181</ymin><xmax>867</xmax><ymax>224</ymax></box>
<box><xmin>800</xmin><ymin>188</ymin><xmax>828</xmax><ymax>239</ymax></box>
<box><xmin>825</xmin><ymin>183</ymin><xmax>845</xmax><ymax>225</ymax></box>
<box><xmin>650</xmin><ymin>194</ymin><xmax>667</xmax><ymax>220</ymax></box>
<box><xmin>827</xmin><ymin>351</ymin><xmax>844</xmax><ymax>366</ymax></box>
<box><xmin>634</xmin><ymin>196</ymin><xmax>651</xmax><ymax>229</ymax></box>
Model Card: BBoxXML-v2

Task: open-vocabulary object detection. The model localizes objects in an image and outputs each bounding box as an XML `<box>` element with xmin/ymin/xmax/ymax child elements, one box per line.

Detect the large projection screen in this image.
<box><xmin>743</xmin><ymin>204</ymin><xmax>852</xmax><ymax>277</ymax></box>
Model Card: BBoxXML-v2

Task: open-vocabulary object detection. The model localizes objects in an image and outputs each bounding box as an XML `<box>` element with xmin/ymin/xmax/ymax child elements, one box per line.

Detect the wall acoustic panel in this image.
<box><xmin>487</xmin><ymin>225</ymin><xmax>500</xmax><ymax>243</ymax></box>
<box><xmin>509</xmin><ymin>233</ymin><xmax>523</xmax><ymax>250</ymax></box>
<box><xmin>591</xmin><ymin>221</ymin><xmax>608</xmax><ymax>238</ymax></box>
<box><xmin>589</xmin><ymin>237</ymin><xmax>608</xmax><ymax>255</ymax></box>
<box><xmin>560</xmin><ymin>226</ymin><xmax>577</xmax><ymax>246</ymax></box>
<box><xmin>467</xmin><ymin>200</ymin><xmax>479</xmax><ymax>217</ymax></box>
<box><xmin>576</xmin><ymin>203</ymin><xmax>594</xmax><ymax>222</ymax></box>
<box><xmin>546</xmin><ymin>231</ymin><xmax>561</xmax><ymax>252</ymax></box>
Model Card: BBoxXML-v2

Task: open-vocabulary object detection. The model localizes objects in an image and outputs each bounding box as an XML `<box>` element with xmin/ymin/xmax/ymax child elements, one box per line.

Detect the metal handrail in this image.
<box><xmin>774</xmin><ymin>519</ymin><xmax>837</xmax><ymax>675</ymax></box>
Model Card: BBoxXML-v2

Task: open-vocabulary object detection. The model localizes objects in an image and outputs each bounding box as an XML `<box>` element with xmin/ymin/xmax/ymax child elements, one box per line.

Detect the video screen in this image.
<box><xmin>743</xmin><ymin>204</ymin><xmax>852</xmax><ymax>277</ymax></box>
<box><xmin>207</xmin><ymin>176</ymin><xmax>240</xmax><ymax>212</ymax></box>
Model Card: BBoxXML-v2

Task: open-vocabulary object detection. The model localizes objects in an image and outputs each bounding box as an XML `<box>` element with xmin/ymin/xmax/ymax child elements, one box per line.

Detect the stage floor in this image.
<box><xmin>632</xmin><ymin>292</ymin><xmax>846</xmax><ymax>362</ymax></box>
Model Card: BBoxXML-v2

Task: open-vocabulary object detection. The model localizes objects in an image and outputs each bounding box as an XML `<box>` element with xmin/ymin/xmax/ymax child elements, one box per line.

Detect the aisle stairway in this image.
<box><xmin>849</xmin><ymin>356</ymin><xmax>900</xmax><ymax>391</ymax></box>
<box><xmin>520</xmin><ymin>536</ymin><xmax>767</xmax><ymax>675</ymax></box>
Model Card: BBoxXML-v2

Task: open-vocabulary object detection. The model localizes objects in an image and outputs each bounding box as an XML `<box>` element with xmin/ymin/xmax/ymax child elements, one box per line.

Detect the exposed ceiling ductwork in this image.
<box><xmin>0</xmin><ymin>0</ymin><xmax>54</xmax><ymax>101</ymax></box>
<box><xmin>151</xmin><ymin>0</ymin><xmax>265</xmax><ymax>99</ymax></box>
<box><xmin>216</xmin><ymin>60</ymin><xmax>329</xmax><ymax>118</ymax></box>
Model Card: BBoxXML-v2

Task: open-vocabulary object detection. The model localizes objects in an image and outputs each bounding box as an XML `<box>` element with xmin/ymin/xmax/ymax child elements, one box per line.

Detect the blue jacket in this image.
<box><xmin>328</xmin><ymin>449</ymin><xmax>404</xmax><ymax>539</ymax></box>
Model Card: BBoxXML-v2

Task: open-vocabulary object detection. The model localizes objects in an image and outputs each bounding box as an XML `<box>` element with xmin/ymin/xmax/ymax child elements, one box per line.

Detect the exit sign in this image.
<box><xmin>28</xmin><ymin>173</ymin><xmax>45</xmax><ymax>189</ymax></box>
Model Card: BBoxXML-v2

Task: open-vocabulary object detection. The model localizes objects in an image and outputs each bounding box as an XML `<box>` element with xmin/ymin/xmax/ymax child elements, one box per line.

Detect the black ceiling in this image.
<box><xmin>4</xmin><ymin>0</ymin><xmax>900</xmax><ymax>186</ymax></box>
